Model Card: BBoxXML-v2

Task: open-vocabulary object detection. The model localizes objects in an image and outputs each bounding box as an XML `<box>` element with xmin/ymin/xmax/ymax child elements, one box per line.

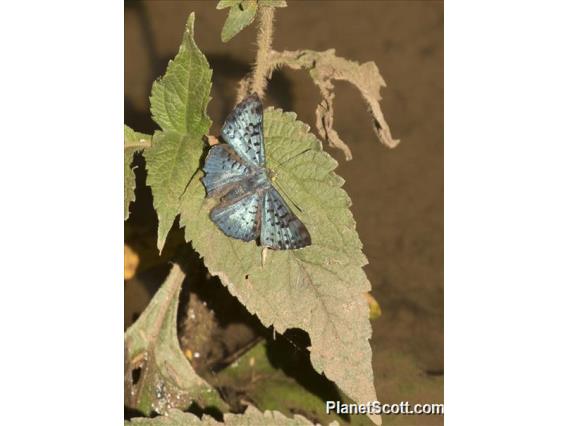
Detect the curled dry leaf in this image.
<box><xmin>270</xmin><ymin>49</ymin><xmax>400</xmax><ymax>160</ymax></box>
<box><xmin>124</xmin><ymin>264</ymin><xmax>226</xmax><ymax>415</ymax></box>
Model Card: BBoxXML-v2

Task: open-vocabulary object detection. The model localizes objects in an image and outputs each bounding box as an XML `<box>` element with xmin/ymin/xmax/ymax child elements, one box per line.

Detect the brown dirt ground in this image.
<box><xmin>125</xmin><ymin>1</ymin><xmax>443</xmax><ymax>425</ymax></box>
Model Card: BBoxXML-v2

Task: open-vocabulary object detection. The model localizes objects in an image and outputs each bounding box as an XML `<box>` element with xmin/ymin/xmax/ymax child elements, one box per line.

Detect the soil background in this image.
<box><xmin>125</xmin><ymin>1</ymin><xmax>443</xmax><ymax>425</ymax></box>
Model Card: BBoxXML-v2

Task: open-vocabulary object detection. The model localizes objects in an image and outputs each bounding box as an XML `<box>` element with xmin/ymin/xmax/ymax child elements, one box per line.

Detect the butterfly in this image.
<box><xmin>202</xmin><ymin>94</ymin><xmax>311</xmax><ymax>250</ymax></box>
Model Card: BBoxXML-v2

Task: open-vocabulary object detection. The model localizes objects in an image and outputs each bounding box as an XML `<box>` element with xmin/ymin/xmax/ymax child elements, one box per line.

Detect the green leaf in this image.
<box><xmin>125</xmin><ymin>264</ymin><xmax>226</xmax><ymax>416</ymax></box>
<box><xmin>179</xmin><ymin>108</ymin><xmax>379</xmax><ymax>423</ymax></box>
<box><xmin>150</xmin><ymin>13</ymin><xmax>212</xmax><ymax>135</ymax></box>
<box><xmin>126</xmin><ymin>405</ymin><xmax>318</xmax><ymax>425</ymax></box>
<box><xmin>145</xmin><ymin>131</ymin><xmax>203</xmax><ymax>252</ymax></box>
<box><xmin>146</xmin><ymin>13</ymin><xmax>212</xmax><ymax>251</ymax></box>
<box><xmin>212</xmin><ymin>341</ymin><xmax>374</xmax><ymax>425</ymax></box>
<box><xmin>124</xmin><ymin>125</ymin><xmax>151</xmax><ymax>220</ymax></box>
<box><xmin>217</xmin><ymin>0</ymin><xmax>258</xmax><ymax>42</ymax></box>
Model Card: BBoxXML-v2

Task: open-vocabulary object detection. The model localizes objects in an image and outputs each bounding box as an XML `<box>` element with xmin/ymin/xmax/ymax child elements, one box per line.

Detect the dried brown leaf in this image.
<box><xmin>271</xmin><ymin>49</ymin><xmax>400</xmax><ymax>160</ymax></box>
<box><xmin>124</xmin><ymin>264</ymin><xmax>226</xmax><ymax>415</ymax></box>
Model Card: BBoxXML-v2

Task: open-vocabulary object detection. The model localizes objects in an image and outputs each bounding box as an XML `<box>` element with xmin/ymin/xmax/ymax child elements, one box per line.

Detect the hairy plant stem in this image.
<box><xmin>250</xmin><ymin>5</ymin><xmax>275</xmax><ymax>100</ymax></box>
<box><xmin>124</xmin><ymin>139</ymin><xmax>151</xmax><ymax>150</ymax></box>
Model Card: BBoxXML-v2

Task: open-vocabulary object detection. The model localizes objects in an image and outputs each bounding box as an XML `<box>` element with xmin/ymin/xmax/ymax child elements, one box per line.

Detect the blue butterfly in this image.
<box><xmin>202</xmin><ymin>94</ymin><xmax>311</xmax><ymax>250</ymax></box>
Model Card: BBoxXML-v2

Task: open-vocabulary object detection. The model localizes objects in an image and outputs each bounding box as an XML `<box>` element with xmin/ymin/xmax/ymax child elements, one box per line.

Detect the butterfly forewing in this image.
<box><xmin>203</xmin><ymin>145</ymin><xmax>254</xmax><ymax>197</ymax></box>
<box><xmin>220</xmin><ymin>94</ymin><xmax>265</xmax><ymax>167</ymax></box>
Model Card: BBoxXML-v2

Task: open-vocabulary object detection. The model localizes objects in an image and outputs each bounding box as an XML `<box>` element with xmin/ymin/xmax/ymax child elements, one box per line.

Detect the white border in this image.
<box><xmin>0</xmin><ymin>1</ymin><xmax>123</xmax><ymax>424</ymax></box>
<box><xmin>446</xmin><ymin>1</ymin><xmax>568</xmax><ymax>424</ymax></box>
<box><xmin>1</xmin><ymin>0</ymin><xmax>567</xmax><ymax>424</ymax></box>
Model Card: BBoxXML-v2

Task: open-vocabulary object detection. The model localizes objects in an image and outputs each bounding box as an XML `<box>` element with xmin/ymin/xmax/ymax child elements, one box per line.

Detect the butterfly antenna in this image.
<box><xmin>269</xmin><ymin>149</ymin><xmax>312</xmax><ymax>212</ymax></box>
<box><xmin>271</xmin><ymin>148</ymin><xmax>311</xmax><ymax>172</ymax></box>
<box><xmin>273</xmin><ymin>179</ymin><xmax>303</xmax><ymax>213</ymax></box>
<box><xmin>180</xmin><ymin>167</ymin><xmax>201</xmax><ymax>200</ymax></box>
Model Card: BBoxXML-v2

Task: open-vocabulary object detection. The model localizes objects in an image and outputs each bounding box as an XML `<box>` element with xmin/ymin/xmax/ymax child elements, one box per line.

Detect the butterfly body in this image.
<box><xmin>202</xmin><ymin>94</ymin><xmax>311</xmax><ymax>250</ymax></box>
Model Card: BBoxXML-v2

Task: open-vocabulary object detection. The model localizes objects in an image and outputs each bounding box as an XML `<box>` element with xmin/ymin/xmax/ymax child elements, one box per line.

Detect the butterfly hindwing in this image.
<box><xmin>221</xmin><ymin>94</ymin><xmax>265</xmax><ymax>167</ymax></box>
<box><xmin>210</xmin><ymin>192</ymin><xmax>262</xmax><ymax>242</ymax></box>
<box><xmin>260</xmin><ymin>187</ymin><xmax>311</xmax><ymax>250</ymax></box>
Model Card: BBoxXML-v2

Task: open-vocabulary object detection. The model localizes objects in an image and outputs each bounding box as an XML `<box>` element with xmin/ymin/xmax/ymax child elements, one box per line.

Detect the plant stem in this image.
<box><xmin>250</xmin><ymin>5</ymin><xmax>275</xmax><ymax>99</ymax></box>
<box><xmin>124</xmin><ymin>139</ymin><xmax>151</xmax><ymax>150</ymax></box>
